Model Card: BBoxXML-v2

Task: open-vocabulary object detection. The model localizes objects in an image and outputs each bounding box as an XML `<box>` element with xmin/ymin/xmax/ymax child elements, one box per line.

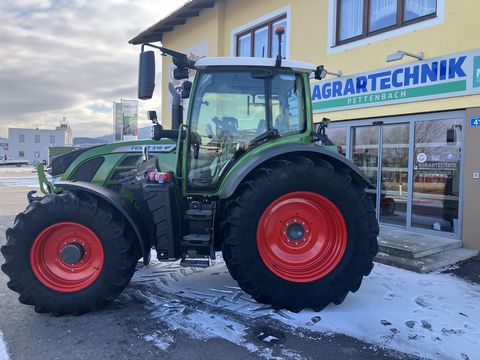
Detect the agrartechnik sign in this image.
<box><xmin>311</xmin><ymin>50</ymin><xmax>480</xmax><ymax>112</ymax></box>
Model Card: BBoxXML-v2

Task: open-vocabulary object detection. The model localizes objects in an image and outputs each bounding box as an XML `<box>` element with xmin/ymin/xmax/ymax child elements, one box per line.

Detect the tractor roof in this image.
<box><xmin>195</xmin><ymin>57</ymin><xmax>316</xmax><ymax>73</ymax></box>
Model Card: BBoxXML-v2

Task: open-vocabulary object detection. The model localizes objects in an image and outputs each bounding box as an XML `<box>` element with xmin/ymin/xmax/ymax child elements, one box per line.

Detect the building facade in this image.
<box><xmin>8</xmin><ymin>122</ymin><xmax>73</xmax><ymax>165</ymax></box>
<box><xmin>130</xmin><ymin>0</ymin><xmax>480</xmax><ymax>250</ymax></box>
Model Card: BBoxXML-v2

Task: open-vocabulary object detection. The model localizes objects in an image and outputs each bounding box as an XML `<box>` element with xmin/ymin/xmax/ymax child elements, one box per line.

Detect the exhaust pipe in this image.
<box><xmin>169</xmin><ymin>83</ymin><xmax>183</xmax><ymax>130</ymax></box>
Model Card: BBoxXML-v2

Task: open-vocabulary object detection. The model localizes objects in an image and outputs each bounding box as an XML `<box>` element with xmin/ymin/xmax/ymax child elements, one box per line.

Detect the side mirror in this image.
<box><xmin>138</xmin><ymin>51</ymin><xmax>156</xmax><ymax>100</ymax></box>
<box><xmin>181</xmin><ymin>81</ymin><xmax>192</xmax><ymax>99</ymax></box>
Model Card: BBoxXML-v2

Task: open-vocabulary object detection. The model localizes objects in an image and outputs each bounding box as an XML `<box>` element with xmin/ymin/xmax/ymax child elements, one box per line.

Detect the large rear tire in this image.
<box><xmin>1</xmin><ymin>191</ymin><xmax>139</xmax><ymax>315</ymax></box>
<box><xmin>221</xmin><ymin>156</ymin><xmax>378</xmax><ymax>312</ymax></box>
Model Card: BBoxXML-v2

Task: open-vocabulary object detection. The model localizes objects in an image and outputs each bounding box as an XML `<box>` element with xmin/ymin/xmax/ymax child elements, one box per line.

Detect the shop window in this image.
<box><xmin>411</xmin><ymin>118</ymin><xmax>462</xmax><ymax>234</ymax></box>
<box><xmin>236</xmin><ymin>15</ymin><xmax>287</xmax><ymax>58</ymax></box>
<box><xmin>19</xmin><ymin>134</ymin><xmax>25</xmax><ymax>143</ymax></box>
<box><xmin>337</xmin><ymin>0</ymin><xmax>437</xmax><ymax>45</ymax></box>
<box><xmin>34</xmin><ymin>134</ymin><xmax>40</xmax><ymax>143</ymax></box>
<box><xmin>325</xmin><ymin>127</ymin><xmax>347</xmax><ymax>156</ymax></box>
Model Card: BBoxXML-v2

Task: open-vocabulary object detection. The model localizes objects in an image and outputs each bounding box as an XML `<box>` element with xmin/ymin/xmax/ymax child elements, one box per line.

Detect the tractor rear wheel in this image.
<box><xmin>1</xmin><ymin>191</ymin><xmax>138</xmax><ymax>315</ymax></box>
<box><xmin>221</xmin><ymin>156</ymin><xmax>378</xmax><ymax>312</ymax></box>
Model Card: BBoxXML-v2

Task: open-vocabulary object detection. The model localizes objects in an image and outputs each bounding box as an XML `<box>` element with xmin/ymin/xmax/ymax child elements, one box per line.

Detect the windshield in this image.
<box><xmin>187</xmin><ymin>69</ymin><xmax>305</xmax><ymax>190</ymax></box>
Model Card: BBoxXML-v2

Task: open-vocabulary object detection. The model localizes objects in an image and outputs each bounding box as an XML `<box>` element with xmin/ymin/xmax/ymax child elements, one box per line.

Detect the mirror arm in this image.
<box><xmin>141</xmin><ymin>43</ymin><xmax>196</xmax><ymax>69</ymax></box>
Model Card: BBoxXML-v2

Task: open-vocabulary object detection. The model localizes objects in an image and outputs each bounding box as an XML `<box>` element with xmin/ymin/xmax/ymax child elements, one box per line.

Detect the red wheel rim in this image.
<box><xmin>30</xmin><ymin>222</ymin><xmax>104</xmax><ymax>292</ymax></box>
<box><xmin>256</xmin><ymin>191</ymin><xmax>347</xmax><ymax>283</ymax></box>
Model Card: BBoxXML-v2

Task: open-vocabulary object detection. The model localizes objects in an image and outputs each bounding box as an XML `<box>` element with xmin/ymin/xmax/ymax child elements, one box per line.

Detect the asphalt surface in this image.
<box><xmin>0</xmin><ymin>181</ymin><xmax>421</xmax><ymax>360</ymax></box>
<box><xmin>442</xmin><ymin>255</ymin><xmax>480</xmax><ymax>285</ymax></box>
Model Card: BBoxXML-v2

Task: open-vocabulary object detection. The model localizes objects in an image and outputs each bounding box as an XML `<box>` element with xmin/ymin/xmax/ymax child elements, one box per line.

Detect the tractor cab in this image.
<box><xmin>186</xmin><ymin>58</ymin><xmax>314</xmax><ymax>190</ymax></box>
<box><xmin>137</xmin><ymin>37</ymin><xmax>322</xmax><ymax>194</ymax></box>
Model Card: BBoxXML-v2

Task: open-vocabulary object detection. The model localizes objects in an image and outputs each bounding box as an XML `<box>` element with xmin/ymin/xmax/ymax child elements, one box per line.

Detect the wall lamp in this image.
<box><xmin>386</xmin><ymin>50</ymin><xmax>424</xmax><ymax>62</ymax></box>
<box><xmin>312</xmin><ymin>66</ymin><xmax>342</xmax><ymax>80</ymax></box>
<box><xmin>326</xmin><ymin>70</ymin><xmax>342</xmax><ymax>77</ymax></box>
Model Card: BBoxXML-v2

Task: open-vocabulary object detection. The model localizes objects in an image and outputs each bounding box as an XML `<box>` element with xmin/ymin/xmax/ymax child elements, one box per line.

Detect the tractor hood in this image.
<box><xmin>50</xmin><ymin>139</ymin><xmax>179</xmax><ymax>192</ymax></box>
<box><xmin>50</xmin><ymin>146</ymin><xmax>101</xmax><ymax>176</ymax></box>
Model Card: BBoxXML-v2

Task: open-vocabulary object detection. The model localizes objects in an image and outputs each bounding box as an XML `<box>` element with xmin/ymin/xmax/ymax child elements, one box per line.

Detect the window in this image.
<box><xmin>337</xmin><ymin>0</ymin><xmax>437</xmax><ymax>45</ymax></box>
<box><xmin>50</xmin><ymin>135</ymin><xmax>55</xmax><ymax>144</ymax></box>
<box><xmin>325</xmin><ymin>127</ymin><xmax>347</xmax><ymax>156</ymax></box>
<box><xmin>19</xmin><ymin>134</ymin><xmax>25</xmax><ymax>143</ymax></box>
<box><xmin>34</xmin><ymin>134</ymin><xmax>40</xmax><ymax>143</ymax></box>
<box><xmin>188</xmin><ymin>70</ymin><xmax>305</xmax><ymax>190</ymax></box>
<box><xmin>19</xmin><ymin>151</ymin><xmax>24</xmax><ymax>158</ymax></box>
<box><xmin>236</xmin><ymin>15</ymin><xmax>287</xmax><ymax>58</ymax></box>
<box><xmin>34</xmin><ymin>151</ymin><xmax>40</xmax><ymax>158</ymax></box>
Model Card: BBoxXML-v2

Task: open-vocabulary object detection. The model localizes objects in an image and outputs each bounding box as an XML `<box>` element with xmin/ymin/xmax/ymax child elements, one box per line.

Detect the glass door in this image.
<box><xmin>352</xmin><ymin>122</ymin><xmax>410</xmax><ymax>227</ymax></box>
<box><xmin>335</xmin><ymin>111</ymin><xmax>464</xmax><ymax>237</ymax></box>
<box><xmin>411</xmin><ymin>118</ymin><xmax>462</xmax><ymax>234</ymax></box>
<box><xmin>379</xmin><ymin>123</ymin><xmax>409</xmax><ymax>226</ymax></box>
<box><xmin>351</xmin><ymin>125</ymin><xmax>379</xmax><ymax>211</ymax></box>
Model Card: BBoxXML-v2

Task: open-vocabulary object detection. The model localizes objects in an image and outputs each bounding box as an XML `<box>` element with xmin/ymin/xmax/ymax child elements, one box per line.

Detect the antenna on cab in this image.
<box><xmin>274</xmin><ymin>25</ymin><xmax>285</xmax><ymax>68</ymax></box>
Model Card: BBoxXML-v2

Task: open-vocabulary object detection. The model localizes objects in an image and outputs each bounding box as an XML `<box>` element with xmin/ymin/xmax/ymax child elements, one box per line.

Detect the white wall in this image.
<box><xmin>8</xmin><ymin>128</ymin><xmax>72</xmax><ymax>164</ymax></box>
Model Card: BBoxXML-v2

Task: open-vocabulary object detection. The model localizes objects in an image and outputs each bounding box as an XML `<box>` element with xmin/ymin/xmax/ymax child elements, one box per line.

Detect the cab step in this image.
<box><xmin>181</xmin><ymin>201</ymin><xmax>217</xmax><ymax>262</ymax></box>
<box><xmin>185</xmin><ymin>208</ymin><xmax>213</xmax><ymax>220</ymax></box>
<box><xmin>180</xmin><ymin>258</ymin><xmax>210</xmax><ymax>268</ymax></box>
<box><xmin>182</xmin><ymin>234</ymin><xmax>211</xmax><ymax>247</ymax></box>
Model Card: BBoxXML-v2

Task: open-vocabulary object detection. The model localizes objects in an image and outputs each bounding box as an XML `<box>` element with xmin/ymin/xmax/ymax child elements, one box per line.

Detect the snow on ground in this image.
<box><xmin>0</xmin><ymin>166</ymin><xmax>36</xmax><ymax>177</ymax></box>
<box><xmin>0</xmin><ymin>178</ymin><xmax>38</xmax><ymax>187</ymax></box>
<box><xmin>0</xmin><ymin>166</ymin><xmax>45</xmax><ymax>187</ymax></box>
<box><xmin>0</xmin><ymin>330</ymin><xmax>9</xmax><ymax>360</ymax></box>
<box><xmin>132</xmin><ymin>256</ymin><xmax>480</xmax><ymax>360</ymax></box>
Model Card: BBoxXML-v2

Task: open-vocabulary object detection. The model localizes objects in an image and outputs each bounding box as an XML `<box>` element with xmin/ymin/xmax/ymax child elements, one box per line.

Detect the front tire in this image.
<box><xmin>221</xmin><ymin>156</ymin><xmax>378</xmax><ymax>312</ymax></box>
<box><xmin>1</xmin><ymin>191</ymin><xmax>138</xmax><ymax>315</ymax></box>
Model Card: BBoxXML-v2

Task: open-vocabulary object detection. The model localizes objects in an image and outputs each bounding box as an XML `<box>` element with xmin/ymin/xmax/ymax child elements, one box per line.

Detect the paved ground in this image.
<box><xmin>0</xmin><ymin>168</ymin><xmax>473</xmax><ymax>359</ymax></box>
<box><xmin>442</xmin><ymin>255</ymin><xmax>480</xmax><ymax>285</ymax></box>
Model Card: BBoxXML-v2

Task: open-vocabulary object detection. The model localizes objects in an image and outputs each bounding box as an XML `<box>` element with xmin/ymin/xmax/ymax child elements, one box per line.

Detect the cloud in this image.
<box><xmin>0</xmin><ymin>0</ymin><xmax>188</xmax><ymax>137</ymax></box>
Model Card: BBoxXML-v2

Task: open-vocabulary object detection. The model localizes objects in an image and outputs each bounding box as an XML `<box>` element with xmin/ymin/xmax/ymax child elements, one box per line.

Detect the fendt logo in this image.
<box><xmin>112</xmin><ymin>144</ymin><xmax>176</xmax><ymax>153</ymax></box>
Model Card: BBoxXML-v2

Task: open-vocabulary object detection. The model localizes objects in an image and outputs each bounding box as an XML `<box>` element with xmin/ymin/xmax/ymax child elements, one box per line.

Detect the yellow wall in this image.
<box><xmin>162</xmin><ymin>0</ymin><xmax>480</xmax><ymax>122</ymax></box>
<box><xmin>161</xmin><ymin>3</ymin><xmax>224</xmax><ymax>127</ymax></box>
<box><xmin>160</xmin><ymin>0</ymin><xmax>480</xmax><ymax>248</ymax></box>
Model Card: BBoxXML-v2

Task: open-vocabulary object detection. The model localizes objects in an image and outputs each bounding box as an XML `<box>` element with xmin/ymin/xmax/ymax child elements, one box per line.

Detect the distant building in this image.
<box><xmin>8</xmin><ymin>119</ymin><xmax>73</xmax><ymax>165</ymax></box>
<box><xmin>0</xmin><ymin>137</ymin><xmax>8</xmax><ymax>158</ymax></box>
<box><xmin>0</xmin><ymin>137</ymin><xmax>7</xmax><ymax>150</ymax></box>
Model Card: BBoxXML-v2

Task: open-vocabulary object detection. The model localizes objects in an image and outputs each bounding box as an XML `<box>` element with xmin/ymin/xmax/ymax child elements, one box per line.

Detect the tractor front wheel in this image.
<box><xmin>1</xmin><ymin>191</ymin><xmax>138</xmax><ymax>315</ymax></box>
<box><xmin>221</xmin><ymin>156</ymin><xmax>378</xmax><ymax>312</ymax></box>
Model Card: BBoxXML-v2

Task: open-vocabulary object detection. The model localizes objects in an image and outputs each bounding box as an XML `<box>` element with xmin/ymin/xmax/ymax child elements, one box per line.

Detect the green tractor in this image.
<box><xmin>1</xmin><ymin>29</ymin><xmax>378</xmax><ymax>314</ymax></box>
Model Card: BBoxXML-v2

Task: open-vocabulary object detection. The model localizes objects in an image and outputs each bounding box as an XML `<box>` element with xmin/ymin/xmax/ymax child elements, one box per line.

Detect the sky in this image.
<box><xmin>0</xmin><ymin>0</ymin><xmax>188</xmax><ymax>138</ymax></box>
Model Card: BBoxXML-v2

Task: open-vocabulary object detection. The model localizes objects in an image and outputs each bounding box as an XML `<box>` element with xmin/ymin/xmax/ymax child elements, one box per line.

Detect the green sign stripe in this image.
<box><xmin>312</xmin><ymin>80</ymin><xmax>467</xmax><ymax>111</ymax></box>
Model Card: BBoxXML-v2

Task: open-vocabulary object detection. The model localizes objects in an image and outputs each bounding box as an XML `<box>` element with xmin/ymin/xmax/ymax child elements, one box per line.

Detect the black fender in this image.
<box><xmin>56</xmin><ymin>181</ymin><xmax>151</xmax><ymax>264</ymax></box>
<box><xmin>219</xmin><ymin>143</ymin><xmax>372</xmax><ymax>199</ymax></box>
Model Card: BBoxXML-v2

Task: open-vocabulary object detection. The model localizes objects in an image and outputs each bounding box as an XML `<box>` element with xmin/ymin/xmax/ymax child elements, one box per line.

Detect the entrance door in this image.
<box><xmin>379</xmin><ymin>123</ymin><xmax>410</xmax><ymax>226</ymax></box>
<box><xmin>352</xmin><ymin>122</ymin><xmax>410</xmax><ymax>228</ymax></box>
<box><xmin>411</xmin><ymin>118</ymin><xmax>463</xmax><ymax>234</ymax></box>
<box><xmin>328</xmin><ymin>111</ymin><xmax>465</xmax><ymax>237</ymax></box>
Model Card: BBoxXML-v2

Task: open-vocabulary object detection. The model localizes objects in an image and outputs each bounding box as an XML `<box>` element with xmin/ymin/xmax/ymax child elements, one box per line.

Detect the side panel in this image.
<box><xmin>218</xmin><ymin>143</ymin><xmax>372</xmax><ymax>199</ymax></box>
<box><xmin>60</xmin><ymin>140</ymin><xmax>178</xmax><ymax>186</ymax></box>
<box><xmin>56</xmin><ymin>181</ymin><xmax>151</xmax><ymax>264</ymax></box>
